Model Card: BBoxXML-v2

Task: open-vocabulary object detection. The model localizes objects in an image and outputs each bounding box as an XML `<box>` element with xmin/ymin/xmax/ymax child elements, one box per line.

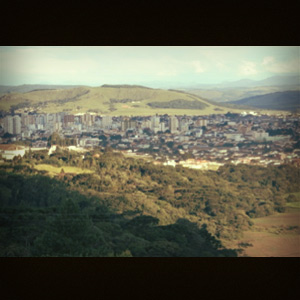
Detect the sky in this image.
<box><xmin>0</xmin><ymin>46</ymin><xmax>299</xmax><ymax>88</ymax></box>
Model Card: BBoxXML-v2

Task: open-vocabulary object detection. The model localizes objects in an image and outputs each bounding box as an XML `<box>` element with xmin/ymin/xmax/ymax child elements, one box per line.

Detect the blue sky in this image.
<box><xmin>0</xmin><ymin>46</ymin><xmax>298</xmax><ymax>87</ymax></box>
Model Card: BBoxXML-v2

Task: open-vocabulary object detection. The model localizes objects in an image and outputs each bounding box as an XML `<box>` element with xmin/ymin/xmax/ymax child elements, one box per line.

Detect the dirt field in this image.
<box><xmin>225</xmin><ymin>210</ymin><xmax>300</xmax><ymax>257</ymax></box>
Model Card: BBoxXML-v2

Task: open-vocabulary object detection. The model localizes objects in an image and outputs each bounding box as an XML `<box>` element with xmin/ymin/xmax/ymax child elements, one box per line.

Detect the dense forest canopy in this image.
<box><xmin>0</xmin><ymin>148</ymin><xmax>299</xmax><ymax>257</ymax></box>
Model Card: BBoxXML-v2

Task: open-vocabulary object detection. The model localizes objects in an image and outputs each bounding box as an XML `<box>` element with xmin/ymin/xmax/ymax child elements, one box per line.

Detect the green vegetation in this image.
<box><xmin>34</xmin><ymin>164</ymin><xmax>94</xmax><ymax>177</ymax></box>
<box><xmin>147</xmin><ymin>99</ymin><xmax>208</xmax><ymax>110</ymax></box>
<box><xmin>1</xmin><ymin>148</ymin><xmax>299</xmax><ymax>256</ymax></box>
<box><xmin>286</xmin><ymin>202</ymin><xmax>300</xmax><ymax>209</ymax></box>
<box><xmin>0</xmin><ymin>169</ymin><xmax>235</xmax><ymax>257</ymax></box>
<box><xmin>0</xmin><ymin>85</ymin><xmax>248</xmax><ymax>115</ymax></box>
<box><xmin>228</xmin><ymin>91</ymin><xmax>300</xmax><ymax>111</ymax></box>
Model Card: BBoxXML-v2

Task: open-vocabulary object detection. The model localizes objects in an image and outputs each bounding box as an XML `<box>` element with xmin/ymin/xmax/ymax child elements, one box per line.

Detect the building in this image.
<box><xmin>179</xmin><ymin>119</ymin><xmax>189</xmax><ymax>132</ymax></box>
<box><xmin>63</xmin><ymin>115</ymin><xmax>75</xmax><ymax>127</ymax></box>
<box><xmin>121</xmin><ymin>118</ymin><xmax>136</xmax><ymax>131</ymax></box>
<box><xmin>151</xmin><ymin>115</ymin><xmax>160</xmax><ymax>133</ymax></box>
<box><xmin>196</xmin><ymin>119</ymin><xmax>207</xmax><ymax>127</ymax></box>
<box><xmin>101</xmin><ymin>115</ymin><xmax>112</xmax><ymax>129</ymax></box>
<box><xmin>3</xmin><ymin>115</ymin><xmax>21</xmax><ymax>135</ymax></box>
<box><xmin>169</xmin><ymin>116</ymin><xmax>178</xmax><ymax>133</ymax></box>
<box><xmin>160</xmin><ymin>122</ymin><xmax>166</xmax><ymax>132</ymax></box>
<box><xmin>252</xmin><ymin>129</ymin><xmax>269</xmax><ymax>141</ymax></box>
<box><xmin>4</xmin><ymin>116</ymin><xmax>13</xmax><ymax>134</ymax></box>
<box><xmin>81</xmin><ymin>113</ymin><xmax>95</xmax><ymax>127</ymax></box>
<box><xmin>0</xmin><ymin>144</ymin><xmax>27</xmax><ymax>160</ymax></box>
<box><xmin>13</xmin><ymin>115</ymin><xmax>21</xmax><ymax>135</ymax></box>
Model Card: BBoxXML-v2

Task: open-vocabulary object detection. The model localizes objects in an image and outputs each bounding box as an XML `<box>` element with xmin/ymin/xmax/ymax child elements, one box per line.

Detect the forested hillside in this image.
<box><xmin>1</xmin><ymin>148</ymin><xmax>299</xmax><ymax>256</ymax></box>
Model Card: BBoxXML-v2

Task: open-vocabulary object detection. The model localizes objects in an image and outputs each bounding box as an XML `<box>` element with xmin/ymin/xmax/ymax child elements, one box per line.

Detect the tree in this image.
<box><xmin>33</xmin><ymin>199</ymin><xmax>110</xmax><ymax>256</ymax></box>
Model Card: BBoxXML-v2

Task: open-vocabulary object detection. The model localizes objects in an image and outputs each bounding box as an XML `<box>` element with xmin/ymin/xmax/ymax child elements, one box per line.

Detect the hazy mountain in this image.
<box><xmin>185</xmin><ymin>75</ymin><xmax>299</xmax><ymax>89</ymax></box>
<box><xmin>0</xmin><ymin>84</ymin><xmax>86</xmax><ymax>95</ymax></box>
<box><xmin>228</xmin><ymin>91</ymin><xmax>300</xmax><ymax>111</ymax></box>
<box><xmin>186</xmin><ymin>85</ymin><xmax>300</xmax><ymax>103</ymax></box>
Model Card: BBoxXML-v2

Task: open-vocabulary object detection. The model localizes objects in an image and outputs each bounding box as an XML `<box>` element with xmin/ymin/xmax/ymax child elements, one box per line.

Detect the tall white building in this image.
<box><xmin>160</xmin><ymin>122</ymin><xmax>165</xmax><ymax>132</ymax></box>
<box><xmin>169</xmin><ymin>116</ymin><xmax>178</xmax><ymax>133</ymax></box>
<box><xmin>13</xmin><ymin>115</ymin><xmax>21</xmax><ymax>135</ymax></box>
<box><xmin>151</xmin><ymin>115</ymin><xmax>160</xmax><ymax>128</ymax></box>
<box><xmin>4</xmin><ymin>116</ymin><xmax>14</xmax><ymax>134</ymax></box>
<box><xmin>151</xmin><ymin>115</ymin><xmax>160</xmax><ymax>133</ymax></box>
<box><xmin>101</xmin><ymin>115</ymin><xmax>112</xmax><ymax>129</ymax></box>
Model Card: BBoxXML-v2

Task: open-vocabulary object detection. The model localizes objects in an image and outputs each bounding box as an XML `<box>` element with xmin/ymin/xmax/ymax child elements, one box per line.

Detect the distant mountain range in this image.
<box><xmin>183</xmin><ymin>75</ymin><xmax>299</xmax><ymax>103</ymax></box>
<box><xmin>184</xmin><ymin>75</ymin><xmax>300</xmax><ymax>89</ymax></box>
<box><xmin>0</xmin><ymin>84</ymin><xmax>86</xmax><ymax>95</ymax></box>
<box><xmin>228</xmin><ymin>91</ymin><xmax>300</xmax><ymax>111</ymax></box>
<box><xmin>0</xmin><ymin>81</ymin><xmax>297</xmax><ymax>114</ymax></box>
<box><xmin>1</xmin><ymin>75</ymin><xmax>298</xmax><ymax>94</ymax></box>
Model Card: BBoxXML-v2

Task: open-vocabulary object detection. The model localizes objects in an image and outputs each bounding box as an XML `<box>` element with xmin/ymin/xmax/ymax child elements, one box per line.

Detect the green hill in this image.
<box><xmin>0</xmin><ymin>85</ymin><xmax>249</xmax><ymax>115</ymax></box>
<box><xmin>228</xmin><ymin>91</ymin><xmax>300</xmax><ymax>112</ymax></box>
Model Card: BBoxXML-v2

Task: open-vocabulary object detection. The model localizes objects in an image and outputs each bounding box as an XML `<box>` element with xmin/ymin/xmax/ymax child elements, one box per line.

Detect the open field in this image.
<box><xmin>34</xmin><ymin>164</ymin><xmax>94</xmax><ymax>177</ymax></box>
<box><xmin>224</xmin><ymin>211</ymin><xmax>300</xmax><ymax>257</ymax></box>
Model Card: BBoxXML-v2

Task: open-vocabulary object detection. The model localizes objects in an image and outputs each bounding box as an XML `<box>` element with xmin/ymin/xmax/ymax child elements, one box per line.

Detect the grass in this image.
<box><xmin>223</xmin><ymin>211</ymin><xmax>300</xmax><ymax>257</ymax></box>
<box><xmin>34</xmin><ymin>164</ymin><xmax>94</xmax><ymax>177</ymax></box>
<box><xmin>0</xmin><ymin>85</ymin><xmax>288</xmax><ymax>116</ymax></box>
<box><xmin>286</xmin><ymin>202</ymin><xmax>300</xmax><ymax>209</ymax></box>
<box><xmin>285</xmin><ymin>192</ymin><xmax>300</xmax><ymax>210</ymax></box>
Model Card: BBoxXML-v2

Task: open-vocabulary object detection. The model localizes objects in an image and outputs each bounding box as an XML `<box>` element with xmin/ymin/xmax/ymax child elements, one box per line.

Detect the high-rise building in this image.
<box><xmin>21</xmin><ymin>113</ymin><xmax>29</xmax><ymax>127</ymax></box>
<box><xmin>81</xmin><ymin>113</ymin><xmax>94</xmax><ymax>127</ymax></box>
<box><xmin>102</xmin><ymin>115</ymin><xmax>112</xmax><ymax>129</ymax></box>
<box><xmin>4</xmin><ymin>116</ymin><xmax>13</xmax><ymax>134</ymax></box>
<box><xmin>142</xmin><ymin>120</ymin><xmax>151</xmax><ymax>129</ymax></box>
<box><xmin>36</xmin><ymin>114</ymin><xmax>46</xmax><ymax>126</ymax></box>
<box><xmin>13</xmin><ymin>115</ymin><xmax>21</xmax><ymax>135</ymax></box>
<box><xmin>179</xmin><ymin>119</ymin><xmax>189</xmax><ymax>132</ymax></box>
<box><xmin>160</xmin><ymin>122</ymin><xmax>165</xmax><ymax>132</ymax></box>
<box><xmin>150</xmin><ymin>115</ymin><xmax>160</xmax><ymax>133</ymax></box>
<box><xmin>121</xmin><ymin>118</ymin><xmax>136</xmax><ymax>131</ymax></box>
<box><xmin>151</xmin><ymin>115</ymin><xmax>160</xmax><ymax>128</ymax></box>
<box><xmin>63</xmin><ymin>115</ymin><xmax>75</xmax><ymax>127</ymax></box>
<box><xmin>169</xmin><ymin>116</ymin><xmax>178</xmax><ymax>133</ymax></box>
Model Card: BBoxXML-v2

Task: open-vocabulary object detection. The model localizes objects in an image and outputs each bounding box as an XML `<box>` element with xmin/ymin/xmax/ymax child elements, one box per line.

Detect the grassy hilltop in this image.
<box><xmin>0</xmin><ymin>84</ymin><xmax>286</xmax><ymax>116</ymax></box>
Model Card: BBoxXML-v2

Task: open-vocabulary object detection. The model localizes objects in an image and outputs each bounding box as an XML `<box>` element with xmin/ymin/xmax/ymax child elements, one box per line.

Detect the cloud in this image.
<box><xmin>262</xmin><ymin>56</ymin><xmax>275</xmax><ymax>65</ymax></box>
<box><xmin>262</xmin><ymin>58</ymin><xmax>299</xmax><ymax>73</ymax></box>
<box><xmin>191</xmin><ymin>61</ymin><xmax>205</xmax><ymax>73</ymax></box>
<box><xmin>239</xmin><ymin>61</ymin><xmax>258</xmax><ymax>76</ymax></box>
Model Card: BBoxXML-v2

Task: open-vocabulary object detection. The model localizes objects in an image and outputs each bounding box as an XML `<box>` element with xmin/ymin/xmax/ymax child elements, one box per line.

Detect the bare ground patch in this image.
<box><xmin>223</xmin><ymin>212</ymin><xmax>300</xmax><ymax>257</ymax></box>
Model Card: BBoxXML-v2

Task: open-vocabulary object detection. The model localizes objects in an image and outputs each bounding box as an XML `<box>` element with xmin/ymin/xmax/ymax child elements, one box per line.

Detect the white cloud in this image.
<box><xmin>262</xmin><ymin>56</ymin><xmax>275</xmax><ymax>65</ymax></box>
<box><xmin>191</xmin><ymin>61</ymin><xmax>205</xmax><ymax>73</ymax></box>
<box><xmin>239</xmin><ymin>61</ymin><xmax>258</xmax><ymax>76</ymax></box>
<box><xmin>263</xmin><ymin>58</ymin><xmax>299</xmax><ymax>73</ymax></box>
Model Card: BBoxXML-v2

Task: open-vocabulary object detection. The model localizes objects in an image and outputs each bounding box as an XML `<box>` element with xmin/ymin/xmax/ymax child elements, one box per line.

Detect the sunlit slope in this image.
<box><xmin>0</xmin><ymin>84</ymin><xmax>272</xmax><ymax>115</ymax></box>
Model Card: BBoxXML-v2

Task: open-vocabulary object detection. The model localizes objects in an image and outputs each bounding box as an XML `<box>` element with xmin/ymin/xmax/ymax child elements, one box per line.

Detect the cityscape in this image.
<box><xmin>0</xmin><ymin>46</ymin><xmax>299</xmax><ymax>258</ymax></box>
<box><xmin>1</xmin><ymin>111</ymin><xmax>299</xmax><ymax>170</ymax></box>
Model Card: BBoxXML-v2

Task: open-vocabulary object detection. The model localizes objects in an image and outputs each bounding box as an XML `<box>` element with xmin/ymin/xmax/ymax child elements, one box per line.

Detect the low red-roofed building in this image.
<box><xmin>0</xmin><ymin>144</ymin><xmax>27</xmax><ymax>160</ymax></box>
